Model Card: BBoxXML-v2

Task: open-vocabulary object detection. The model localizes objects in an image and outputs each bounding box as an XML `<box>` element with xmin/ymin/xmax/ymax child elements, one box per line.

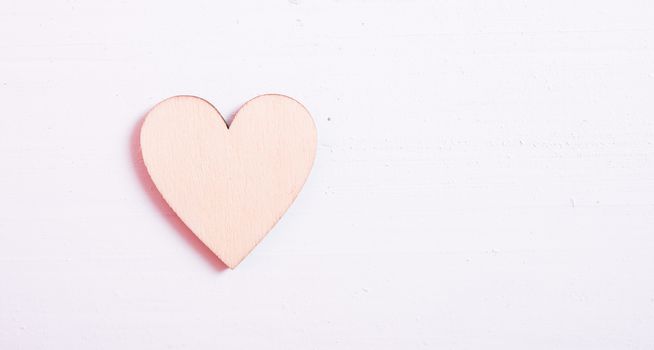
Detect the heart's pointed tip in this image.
<box><xmin>223</xmin><ymin>256</ymin><xmax>245</xmax><ymax>270</ymax></box>
<box><xmin>203</xmin><ymin>242</ymin><xmax>246</xmax><ymax>270</ymax></box>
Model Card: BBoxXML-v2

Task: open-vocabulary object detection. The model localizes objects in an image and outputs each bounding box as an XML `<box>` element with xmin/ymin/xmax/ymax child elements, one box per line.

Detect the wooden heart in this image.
<box><xmin>140</xmin><ymin>95</ymin><xmax>317</xmax><ymax>268</ymax></box>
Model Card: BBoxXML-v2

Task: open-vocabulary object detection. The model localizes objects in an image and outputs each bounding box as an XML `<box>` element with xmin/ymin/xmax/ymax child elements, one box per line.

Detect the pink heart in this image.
<box><xmin>140</xmin><ymin>95</ymin><xmax>317</xmax><ymax>268</ymax></box>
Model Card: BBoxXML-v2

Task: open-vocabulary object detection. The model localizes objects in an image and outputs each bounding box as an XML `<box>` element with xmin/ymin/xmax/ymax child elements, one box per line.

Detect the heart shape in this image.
<box><xmin>140</xmin><ymin>95</ymin><xmax>317</xmax><ymax>268</ymax></box>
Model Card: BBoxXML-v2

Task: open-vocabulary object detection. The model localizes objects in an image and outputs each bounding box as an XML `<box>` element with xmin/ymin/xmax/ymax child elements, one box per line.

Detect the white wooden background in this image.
<box><xmin>1</xmin><ymin>1</ymin><xmax>653</xmax><ymax>349</ymax></box>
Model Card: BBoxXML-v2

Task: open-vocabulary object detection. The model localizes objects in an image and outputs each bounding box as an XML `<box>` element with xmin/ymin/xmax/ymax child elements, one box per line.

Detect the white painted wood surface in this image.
<box><xmin>1</xmin><ymin>1</ymin><xmax>653</xmax><ymax>349</ymax></box>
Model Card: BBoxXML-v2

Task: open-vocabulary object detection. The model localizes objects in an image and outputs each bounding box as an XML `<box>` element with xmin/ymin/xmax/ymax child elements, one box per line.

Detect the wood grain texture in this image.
<box><xmin>140</xmin><ymin>95</ymin><xmax>317</xmax><ymax>268</ymax></box>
